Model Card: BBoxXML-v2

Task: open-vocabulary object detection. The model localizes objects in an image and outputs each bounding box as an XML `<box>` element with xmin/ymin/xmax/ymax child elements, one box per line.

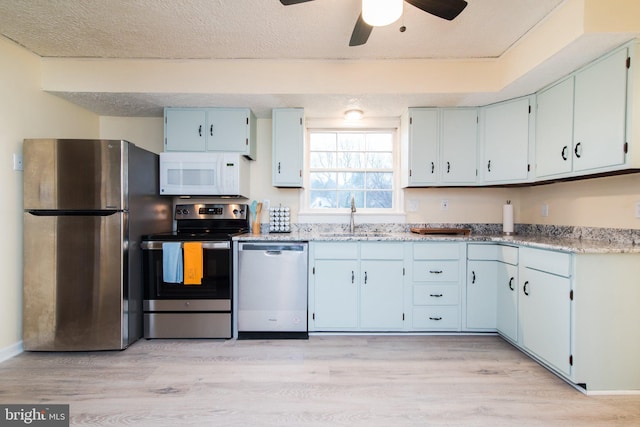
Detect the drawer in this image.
<box><xmin>521</xmin><ymin>247</ymin><xmax>571</xmax><ymax>277</ymax></box>
<box><xmin>361</xmin><ymin>242</ymin><xmax>404</xmax><ymax>260</ymax></box>
<box><xmin>412</xmin><ymin>306</ymin><xmax>459</xmax><ymax>329</ymax></box>
<box><xmin>468</xmin><ymin>244</ymin><xmax>518</xmax><ymax>265</ymax></box>
<box><xmin>313</xmin><ymin>242</ymin><xmax>358</xmax><ymax>259</ymax></box>
<box><xmin>413</xmin><ymin>285</ymin><xmax>459</xmax><ymax>305</ymax></box>
<box><xmin>413</xmin><ymin>261</ymin><xmax>459</xmax><ymax>282</ymax></box>
<box><xmin>413</xmin><ymin>243</ymin><xmax>460</xmax><ymax>260</ymax></box>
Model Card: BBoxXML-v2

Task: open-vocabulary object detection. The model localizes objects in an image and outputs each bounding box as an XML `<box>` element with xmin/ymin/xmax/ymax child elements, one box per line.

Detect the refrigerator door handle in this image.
<box><xmin>27</xmin><ymin>210</ymin><xmax>120</xmax><ymax>216</ymax></box>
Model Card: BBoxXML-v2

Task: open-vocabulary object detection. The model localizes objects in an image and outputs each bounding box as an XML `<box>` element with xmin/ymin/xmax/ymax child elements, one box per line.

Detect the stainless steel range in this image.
<box><xmin>141</xmin><ymin>203</ymin><xmax>249</xmax><ymax>339</ymax></box>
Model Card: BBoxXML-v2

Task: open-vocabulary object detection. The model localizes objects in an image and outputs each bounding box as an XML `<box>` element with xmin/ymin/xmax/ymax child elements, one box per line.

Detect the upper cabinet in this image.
<box><xmin>535</xmin><ymin>47</ymin><xmax>629</xmax><ymax>180</ymax></box>
<box><xmin>164</xmin><ymin>107</ymin><xmax>257</xmax><ymax>160</ymax></box>
<box><xmin>480</xmin><ymin>96</ymin><xmax>532</xmax><ymax>184</ymax></box>
<box><xmin>272</xmin><ymin>108</ymin><xmax>304</xmax><ymax>188</ymax></box>
<box><xmin>401</xmin><ymin>107</ymin><xmax>478</xmax><ymax>187</ymax></box>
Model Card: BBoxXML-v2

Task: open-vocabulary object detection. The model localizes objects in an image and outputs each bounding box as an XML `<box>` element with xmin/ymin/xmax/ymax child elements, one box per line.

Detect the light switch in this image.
<box><xmin>13</xmin><ymin>153</ymin><xmax>23</xmax><ymax>171</ymax></box>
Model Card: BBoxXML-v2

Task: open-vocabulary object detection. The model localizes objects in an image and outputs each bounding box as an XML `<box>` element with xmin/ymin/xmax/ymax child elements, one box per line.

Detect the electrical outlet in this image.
<box><xmin>635</xmin><ymin>202</ymin><xmax>640</xmax><ymax>218</ymax></box>
<box><xmin>440</xmin><ymin>199</ymin><xmax>449</xmax><ymax>211</ymax></box>
<box><xmin>13</xmin><ymin>153</ymin><xmax>23</xmax><ymax>171</ymax></box>
<box><xmin>541</xmin><ymin>204</ymin><xmax>549</xmax><ymax>217</ymax></box>
<box><xmin>408</xmin><ymin>199</ymin><xmax>419</xmax><ymax>212</ymax></box>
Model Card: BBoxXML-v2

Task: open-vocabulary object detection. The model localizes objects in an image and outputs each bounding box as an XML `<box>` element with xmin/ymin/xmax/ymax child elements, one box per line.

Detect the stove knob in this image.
<box><xmin>182</xmin><ymin>209</ymin><xmax>189</xmax><ymax>215</ymax></box>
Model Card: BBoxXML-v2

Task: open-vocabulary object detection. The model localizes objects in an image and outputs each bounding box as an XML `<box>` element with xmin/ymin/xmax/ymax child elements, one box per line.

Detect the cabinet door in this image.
<box><xmin>466</xmin><ymin>260</ymin><xmax>497</xmax><ymax>330</ymax></box>
<box><xmin>496</xmin><ymin>263</ymin><xmax>518</xmax><ymax>342</ymax></box>
<box><xmin>520</xmin><ymin>267</ymin><xmax>572</xmax><ymax>376</ymax></box>
<box><xmin>313</xmin><ymin>259</ymin><xmax>359</xmax><ymax>329</ymax></box>
<box><xmin>482</xmin><ymin>97</ymin><xmax>530</xmax><ymax>183</ymax></box>
<box><xmin>206</xmin><ymin>108</ymin><xmax>249</xmax><ymax>153</ymax></box>
<box><xmin>441</xmin><ymin>108</ymin><xmax>478</xmax><ymax>184</ymax></box>
<box><xmin>164</xmin><ymin>109</ymin><xmax>207</xmax><ymax>151</ymax></box>
<box><xmin>408</xmin><ymin>108</ymin><xmax>439</xmax><ymax>185</ymax></box>
<box><xmin>535</xmin><ymin>77</ymin><xmax>574</xmax><ymax>178</ymax></box>
<box><xmin>360</xmin><ymin>260</ymin><xmax>404</xmax><ymax>329</ymax></box>
<box><xmin>573</xmin><ymin>48</ymin><xmax>628</xmax><ymax>172</ymax></box>
<box><xmin>272</xmin><ymin>108</ymin><xmax>304</xmax><ymax>187</ymax></box>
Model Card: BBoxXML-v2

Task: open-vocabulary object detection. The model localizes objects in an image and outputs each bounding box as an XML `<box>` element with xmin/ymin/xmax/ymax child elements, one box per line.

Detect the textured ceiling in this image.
<box><xmin>0</xmin><ymin>0</ymin><xmax>633</xmax><ymax>118</ymax></box>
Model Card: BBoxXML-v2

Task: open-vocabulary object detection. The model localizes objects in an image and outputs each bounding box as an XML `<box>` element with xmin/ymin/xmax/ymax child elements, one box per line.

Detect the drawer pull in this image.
<box><xmin>508</xmin><ymin>277</ymin><xmax>514</xmax><ymax>291</ymax></box>
<box><xmin>429</xmin><ymin>293</ymin><xmax>443</xmax><ymax>298</ymax></box>
<box><xmin>523</xmin><ymin>280</ymin><xmax>530</xmax><ymax>296</ymax></box>
<box><xmin>429</xmin><ymin>316</ymin><xmax>443</xmax><ymax>321</ymax></box>
<box><xmin>471</xmin><ymin>271</ymin><xmax>476</xmax><ymax>284</ymax></box>
<box><xmin>429</xmin><ymin>270</ymin><xmax>443</xmax><ymax>274</ymax></box>
<box><xmin>351</xmin><ymin>271</ymin><xmax>354</xmax><ymax>284</ymax></box>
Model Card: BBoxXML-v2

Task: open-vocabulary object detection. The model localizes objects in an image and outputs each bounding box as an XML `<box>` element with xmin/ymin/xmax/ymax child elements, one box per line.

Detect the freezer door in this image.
<box><xmin>23</xmin><ymin>139</ymin><xmax>125</xmax><ymax>210</ymax></box>
<box><xmin>23</xmin><ymin>211</ymin><xmax>127</xmax><ymax>351</ymax></box>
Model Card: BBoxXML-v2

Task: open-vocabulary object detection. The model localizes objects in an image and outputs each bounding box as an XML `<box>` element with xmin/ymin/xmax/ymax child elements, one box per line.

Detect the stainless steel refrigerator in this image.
<box><xmin>22</xmin><ymin>139</ymin><xmax>172</xmax><ymax>351</ymax></box>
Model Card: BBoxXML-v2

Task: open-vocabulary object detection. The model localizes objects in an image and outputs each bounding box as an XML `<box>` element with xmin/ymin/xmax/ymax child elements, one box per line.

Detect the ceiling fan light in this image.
<box><xmin>344</xmin><ymin>109</ymin><xmax>364</xmax><ymax>121</ymax></box>
<box><xmin>362</xmin><ymin>0</ymin><xmax>403</xmax><ymax>27</ymax></box>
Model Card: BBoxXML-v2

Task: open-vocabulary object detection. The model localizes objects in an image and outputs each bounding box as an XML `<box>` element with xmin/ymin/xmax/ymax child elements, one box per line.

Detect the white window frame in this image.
<box><xmin>299</xmin><ymin>117</ymin><xmax>405</xmax><ymax>224</ymax></box>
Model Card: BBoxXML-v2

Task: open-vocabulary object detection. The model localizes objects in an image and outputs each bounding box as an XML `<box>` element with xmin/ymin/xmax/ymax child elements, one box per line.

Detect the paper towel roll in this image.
<box><xmin>503</xmin><ymin>203</ymin><xmax>514</xmax><ymax>235</ymax></box>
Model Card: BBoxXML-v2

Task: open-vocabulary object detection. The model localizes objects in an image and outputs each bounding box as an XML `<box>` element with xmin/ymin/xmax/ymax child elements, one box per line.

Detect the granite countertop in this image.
<box><xmin>234</xmin><ymin>230</ymin><xmax>640</xmax><ymax>254</ymax></box>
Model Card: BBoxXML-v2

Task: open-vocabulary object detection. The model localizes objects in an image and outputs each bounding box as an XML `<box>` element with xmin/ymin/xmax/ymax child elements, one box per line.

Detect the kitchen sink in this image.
<box><xmin>319</xmin><ymin>232</ymin><xmax>391</xmax><ymax>238</ymax></box>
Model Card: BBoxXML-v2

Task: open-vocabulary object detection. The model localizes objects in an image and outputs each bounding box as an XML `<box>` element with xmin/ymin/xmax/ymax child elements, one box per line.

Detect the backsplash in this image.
<box><xmin>288</xmin><ymin>223</ymin><xmax>640</xmax><ymax>245</ymax></box>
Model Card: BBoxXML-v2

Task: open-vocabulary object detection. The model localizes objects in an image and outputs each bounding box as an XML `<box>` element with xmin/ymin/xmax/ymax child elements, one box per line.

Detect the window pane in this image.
<box><xmin>337</xmin><ymin>191</ymin><xmax>364</xmax><ymax>209</ymax></box>
<box><xmin>309</xmin><ymin>172</ymin><xmax>336</xmax><ymax>189</ymax></box>
<box><xmin>338</xmin><ymin>172</ymin><xmax>365</xmax><ymax>190</ymax></box>
<box><xmin>366</xmin><ymin>172</ymin><xmax>393</xmax><ymax>190</ymax></box>
<box><xmin>366</xmin><ymin>191</ymin><xmax>392</xmax><ymax>208</ymax></box>
<box><xmin>337</xmin><ymin>133</ymin><xmax>365</xmax><ymax>151</ymax></box>
<box><xmin>309</xmin><ymin>133</ymin><xmax>336</xmax><ymax>151</ymax></box>
<box><xmin>366</xmin><ymin>134</ymin><xmax>393</xmax><ymax>151</ymax></box>
<box><xmin>337</xmin><ymin>152</ymin><xmax>365</xmax><ymax>168</ymax></box>
<box><xmin>310</xmin><ymin>191</ymin><xmax>336</xmax><ymax>208</ymax></box>
<box><xmin>366</xmin><ymin>152</ymin><xmax>393</xmax><ymax>169</ymax></box>
<box><xmin>310</xmin><ymin>152</ymin><xmax>336</xmax><ymax>169</ymax></box>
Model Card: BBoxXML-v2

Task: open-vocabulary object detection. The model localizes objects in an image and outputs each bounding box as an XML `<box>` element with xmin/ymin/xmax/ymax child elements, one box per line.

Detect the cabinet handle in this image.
<box><xmin>198</xmin><ymin>125</ymin><xmax>202</xmax><ymax>137</ymax></box>
<box><xmin>278</xmin><ymin>162</ymin><xmax>281</xmax><ymax>174</ymax></box>
<box><xmin>430</xmin><ymin>294</ymin><xmax>443</xmax><ymax>298</ymax></box>
<box><xmin>523</xmin><ymin>280</ymin><xmax>530</xmax><ymax>296</ymax></box>
<box><xmin>431</xmin><ymin>161</ymin><xmax>435</xmax><ymax>174</ymax></box>
<box><xmin>210</xmin><ymin>125</ymin><xmax>213</xmax><ymax>136</ymax></box>
<box><xmin>561</xmin><ymin>145</ymin><xmax>568</xmax><ymax>161</ymax></box>
<box><xmin>364</xmin><ymin>271</ymin><xmax>367</xmax><ymax>284</ymax></box>
<box><xmin>447</xmin><ymin>161</ymin><xmax>451</xmax><ymax>173</ymax></box>
<box><xmin>351</xmin><ymin>271</ymin><xmax>354</xmax><ymax>284</ymax></box>
<box><xmin>508</xmin><ymin>277</ymin><xmax>514</xmax><ymax>291</ymax></box>
<box><xmin>471</xmin><ymin>271</ymin><xmax>476</xmax><ymax>284</ymax></box>
<box><xmin>429</xmin><ymin>317</ymin><xmax>443</xmax><ymax>321</ymax></box>
<box><xmin>574</xmin><ymin>142</ymin><xmax>582</xmax><ymax>158</ymax></box>
<box><xmin>487</xmin><ymin>160</ymin><xmax>491</xmax><ymax>172</ymax></box>
<box><xmin>429</xmin><ymin>270</ymin><xmax>443</xmax><ymax>274</ymax></box>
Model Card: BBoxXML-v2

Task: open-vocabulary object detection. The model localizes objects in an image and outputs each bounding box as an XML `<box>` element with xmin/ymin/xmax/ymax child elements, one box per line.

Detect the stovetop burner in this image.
<box><xmin>143</xmin><ymin>203</ymin><xmax>249</xmax><ymax>241</ymax></box>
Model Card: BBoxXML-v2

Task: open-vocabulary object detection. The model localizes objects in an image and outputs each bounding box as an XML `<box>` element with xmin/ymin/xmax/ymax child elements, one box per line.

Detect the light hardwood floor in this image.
<box><xmin>1</xmin><ymin>335</ymin><xmax>639</xmax><ymax>426</ymax></box>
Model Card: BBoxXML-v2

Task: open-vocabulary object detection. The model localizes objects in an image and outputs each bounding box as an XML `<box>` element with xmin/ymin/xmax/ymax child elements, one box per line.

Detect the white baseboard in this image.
<box><xmin>0</xmin><ymin>341</ymin><xmax>23</xmax><ymax>363</ymax></box>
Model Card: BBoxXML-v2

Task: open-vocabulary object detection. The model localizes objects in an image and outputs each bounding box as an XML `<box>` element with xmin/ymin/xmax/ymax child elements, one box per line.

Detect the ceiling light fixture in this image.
<box><xmin>362</xmin><ymin>0</ymin><xmax>403</xmax><ymax>27</ymax></box>
<box><xmin>344</xmin><ymin>109</ymin><xmax>364</xmax><ymax>121</ymax></box>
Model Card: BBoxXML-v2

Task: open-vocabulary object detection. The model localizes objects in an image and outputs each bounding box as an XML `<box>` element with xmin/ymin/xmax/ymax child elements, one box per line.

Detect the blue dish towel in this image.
<box><xmin>162</xmin><ymin>242</ymin><xmax>183</xmax><ymax>283</ymax></box>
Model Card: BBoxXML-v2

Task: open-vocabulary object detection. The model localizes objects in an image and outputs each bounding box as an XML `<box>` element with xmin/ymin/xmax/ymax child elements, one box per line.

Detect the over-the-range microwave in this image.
<box><xmin>159</xmin><ymin>152</ymin><xmax>250</xmax><ymax>197</ymax></box>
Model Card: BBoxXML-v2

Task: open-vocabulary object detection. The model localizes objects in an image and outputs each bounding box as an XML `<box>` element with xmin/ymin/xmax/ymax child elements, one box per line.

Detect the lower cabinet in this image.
<box><xmin>519</xmin><ymin>247</ymin><xmax>572</xmax><ymax>377</ymax></box>
<box><xmin>309</xmin><ymin>242</ymin><xmax>405</xmax><ymax>331</ymax></box>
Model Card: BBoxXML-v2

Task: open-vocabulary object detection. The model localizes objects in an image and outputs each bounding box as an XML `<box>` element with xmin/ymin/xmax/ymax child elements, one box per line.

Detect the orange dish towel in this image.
<box><xmin>183</xmin><ymin>242</ymin><xmax>203</xmax><ymax>285</ymax></box>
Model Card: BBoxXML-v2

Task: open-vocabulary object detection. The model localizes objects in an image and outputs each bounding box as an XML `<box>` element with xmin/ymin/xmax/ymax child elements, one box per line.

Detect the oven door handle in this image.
<box><xmin>140</xmin><ymin>241</ymin><xmax>230</xmax><ymax>250</ymax></box>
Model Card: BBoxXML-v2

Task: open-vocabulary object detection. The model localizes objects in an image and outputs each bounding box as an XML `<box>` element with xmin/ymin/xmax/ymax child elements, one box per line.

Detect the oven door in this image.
<box><xmin>141</xmin><ymin>241</ymin><xmax>231</xmax><ymax>300</ymax></box>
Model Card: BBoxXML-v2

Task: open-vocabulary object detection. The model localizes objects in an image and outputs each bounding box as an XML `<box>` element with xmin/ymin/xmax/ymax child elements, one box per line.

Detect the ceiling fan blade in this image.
<box><xmin>405</xmin><ymin>0</ymin><xmax>468</xmax><ymax>21</ymax></box>
<box><xmin>279</xmin><ymin>0</ymin><xmax>315</xmax><ymax>5</ymax></box>
<box><xmin>349</xmin><ymin>13</ymin><xmax>373</xmax><ymax>46</ymax></box>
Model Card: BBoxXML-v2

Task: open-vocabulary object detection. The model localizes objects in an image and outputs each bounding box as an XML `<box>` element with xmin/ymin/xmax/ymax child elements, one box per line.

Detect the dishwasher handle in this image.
<box><xmin>239</xmin><ymin>243</ymin><xmax>306</xmax><ymax>252</ymax></box>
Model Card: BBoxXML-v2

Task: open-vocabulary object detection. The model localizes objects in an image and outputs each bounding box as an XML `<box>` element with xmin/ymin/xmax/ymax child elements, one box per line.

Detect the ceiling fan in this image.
<box><xmin>279</xmin><ymin>0</ymin><xmax>468</xmax><ymax>46</ymax></box>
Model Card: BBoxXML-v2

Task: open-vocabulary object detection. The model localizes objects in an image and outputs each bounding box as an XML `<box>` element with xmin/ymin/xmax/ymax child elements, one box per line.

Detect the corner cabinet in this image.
<box><xmin>479</xmin><ymin>96</ymin><xmax>533</xmax><ymax>184</ymax></box>
<box><xmin>308</xmin><ymin>242</ymin><xmax>406</xmax><ymax>332</ymax></box>
<box><xmin>164</xmin><ymin>107</ymin><xmax>257</xmax><ymax>159</ymax></box>
<box><xmin>272</xmin><ymin>108</ymin><xmax>304</xmax><ymax>187</ymax></box>
<box><xmin>401</xmin><ymin>107</ymin><xmax>478</xmax><ymax>187</ymax></box>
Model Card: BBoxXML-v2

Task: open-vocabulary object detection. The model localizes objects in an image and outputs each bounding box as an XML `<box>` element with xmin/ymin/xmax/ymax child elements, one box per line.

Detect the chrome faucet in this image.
<box><xmin>349</xmin><ymin>196</ymin><xmax>356</xmax><ymax>233</ymax></box>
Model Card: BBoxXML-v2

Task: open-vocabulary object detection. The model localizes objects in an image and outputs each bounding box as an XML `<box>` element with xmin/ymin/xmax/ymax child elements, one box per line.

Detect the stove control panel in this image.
<box><xmin>174</xmin><ymin>203</ymin><xmax>248</xmax><ymax>220</ymax></box>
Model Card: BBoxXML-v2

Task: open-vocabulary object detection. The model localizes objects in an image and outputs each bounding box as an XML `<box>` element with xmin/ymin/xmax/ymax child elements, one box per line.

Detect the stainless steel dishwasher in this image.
<box><xmin>237</xmin><ymin>242</ymin><xmax>308</xmax><ymax>339</ymax></box>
